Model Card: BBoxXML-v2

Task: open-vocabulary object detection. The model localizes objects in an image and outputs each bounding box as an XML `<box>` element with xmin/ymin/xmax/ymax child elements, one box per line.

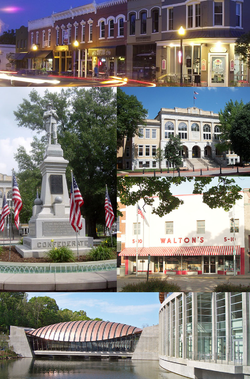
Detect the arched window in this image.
<box><xmin>152</xmin><ymin>9</ymin><xmax>159</xmax><ymax>33</ymax></box>
<box><xmin>178</xmin><ymin>122</ymin><xmax>187</xmax><ymax>139</ymax></box>
<box><xmin>140</xmin><ymin>11</ymin><xmax>147</xmax><ymax>34</ymax></box>
<box><xmin>117</xmin><ymin>16</ymin><xmax>125</xmax><ymax>37</ymax></box>
<box><xmin>165</xmin><ymin>121</ymin><xmax>174</xmax><ymax>138</ymax></box>
<box><xmin>98</xmin><ymin>19</ymin><xmax>105</xmax><ymax>38</ymax></box>
<box><xmin>214</xmin><ymin>125</ymin><xmax>220</xmax><ymax>140</ymax></box>
<box><xmin>191</xmin><ymin>123</ymin><xmax>199</xmax><ymax>132</ymax></box>
<box><xmin>129</xmin><ymin>13</ymin><xmax>136</xmax><ymax>35</ymax></box>
<box><xmin>203</xmin><ymin>124</ymin><xmax>211</xmax><ymax>140</ymax></box>
<box><xmin>108</xmin><ymin>18</ymin><xmax>114</xmax><ymax>37</ymax></box>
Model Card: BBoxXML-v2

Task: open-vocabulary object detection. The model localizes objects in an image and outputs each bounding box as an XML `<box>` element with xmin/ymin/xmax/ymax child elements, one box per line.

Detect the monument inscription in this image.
<box><xmin>50</xmin><ymin>175</ymin><xmax>63</xmax><ymax>194</ymax></box>
<box><xmin>42</xmin><ymin>221</ymin><xmax>76</xmax><ymax>237</ymax></box>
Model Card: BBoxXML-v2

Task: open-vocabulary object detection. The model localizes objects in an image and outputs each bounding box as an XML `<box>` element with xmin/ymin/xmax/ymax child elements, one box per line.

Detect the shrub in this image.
<box><xmin>46</xmin><ymin>246</ymin><xmax>75</xmax><ymax>263</ymax></box>
<box><xmin>214</xmin><ymin>283</ymin><xmax>250</xmax><ymax>292</ymax></box>
<box><xmin>0</xmin><ymin>246</ymin><xmax>3</xmax><ymax>255</ymax></box>
<box><xmin>86</xmin><ymin>245</ymin><xmax>116</xmax><ymax>261</ymax></box>
<box><xmin>101</xmin><ymin>236</ymin><xmax>117</xmax><ymax>249</ymax></box>
<box><xmin>120</xmin><ymin>278</ymin><xmax>181</xmax><ymax>292</ymax></box>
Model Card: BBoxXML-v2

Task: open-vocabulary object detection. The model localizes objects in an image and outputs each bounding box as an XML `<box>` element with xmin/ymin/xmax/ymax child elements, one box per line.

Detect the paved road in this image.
<box><xmin>118</xmin><ymin>167</ymin><xmax>250</xmax><ymax>177</ymax></box>
<box><xmin>117</xmin><ymin>274</ymin><xmax>250</xmax><ymax>292</ymax></box>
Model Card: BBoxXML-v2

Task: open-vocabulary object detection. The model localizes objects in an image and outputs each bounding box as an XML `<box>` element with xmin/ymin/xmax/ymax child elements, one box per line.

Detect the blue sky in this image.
<box><xmin>0</xmin><ymin>1</ymin><xmax>107</xmax><ymax>32</ymax></box>
<box><xmin>120</xmin><ymin>87</ymin><xmax>250</xmax><ymax>119</ymax></box>
<box><xmin>170</xmin><ymin>177</ymin><xmax>250</xmax><ymax>195</ymax></box>
<box><xmin>26</xmin><ymin>292</ymin><xmax>160</xmax><ymax>329</ymax></box>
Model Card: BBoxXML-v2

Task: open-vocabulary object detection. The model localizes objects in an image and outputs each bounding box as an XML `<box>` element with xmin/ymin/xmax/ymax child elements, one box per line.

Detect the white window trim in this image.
<box><xmin>213</xmin><ymin>0</ymin><xmax>224</xmax><ymax>27</ymax></box>
<box><xmin>235</xmin><ymin>2</ymin><xmax>242</xmax><ymax>28</ymax></box>
<box><xmin>167</xmin><ymin>7</ymin><xmax>174</xmax><ymax>31</ymax></box>
<box><xmin>116</xmin><ymin>15</ymin><xmax>125</xmax><ymax>38</ymax></box>
<box><xmin>80</xmin><ymin>21</ymin><xmax>86</xmax><ymax>43</ymax></box>
<box><xmin>88</xmin><ymin>19</ymin><xmax>93</xmax><ymax>43</ymax></box>
<box><xmin>107</xmin><ymin>16</ymin><xmax>115</xmax><ymax>38</ymax></box>
<box><xmin>98</xmin><ymin>18</ymin><xmax>106</xmax><ymax>39</ymax></box>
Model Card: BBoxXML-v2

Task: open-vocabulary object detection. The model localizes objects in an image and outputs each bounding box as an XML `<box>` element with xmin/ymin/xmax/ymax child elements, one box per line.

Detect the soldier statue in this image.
<box><xmin>43</xmin><ymin>103</ymin><xmax>58</xmax><ymax>145</ymax></box>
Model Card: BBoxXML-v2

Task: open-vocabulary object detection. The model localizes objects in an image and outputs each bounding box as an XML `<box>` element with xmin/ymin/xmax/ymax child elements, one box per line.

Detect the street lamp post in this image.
<box><xmin>73</xmin><ymin>40</ymin><xmax>80</xmax><ymax>77</ymax></box>
<box><xmin>178</xmin><ymin>26</ymin><xmax>185</xmax><ymax>87</ymax></box>
<box><xmin>32</xmin><ymin>44</ymin><xmax>38</xmax><ymax>69</ymax></box>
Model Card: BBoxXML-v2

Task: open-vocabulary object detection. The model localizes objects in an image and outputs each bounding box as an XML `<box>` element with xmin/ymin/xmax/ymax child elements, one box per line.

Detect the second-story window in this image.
<box><xmin>89</xmin><ymin>22</ymin><xmax>93</xmax><ymax>41</ymax></box>
<box><xmin>129</xmin><ymin>13</ymin><xmax>136</xmax><ymax>35</ymax></box>
<box><xmin>141</xmin><ymin>11</ymin><xmax>147</xmax><ymax>34</ymax></box>
<box><xmin>31</xmin><ymin>32</ymin><xmax>34</xmax><ymax>46</ymax></box>
<box><xmin>145</xmin><ymin>129</ymin><xmax>150</xmax><ymax>138</ymax></box>
<box><xmin>214</xmin><ymin>1</ymin><xmax>223</xmax><ymax>26</ymax></box>
<box><xmin>214</xmin><ymin>125</ymin><xmax>220</xmax><ymax>140</ymax></box>
<box><xmin>165</xmin><ymin>121</ymin><xmax>175</xmax><ymax>138</ymax></box>
<box><xmin>36</xmin><ymin>31</ymin><xmax>39</xmax><ymax>45</ymax></box>
<box><xmin>42</xmin><ymin>30</ymin><xmax>45</xmax><ymax>48</ymax></box>
<box><xmin>236</xmin><ymin>2</ymin><xmax>242</xmax><ymax>27</ymax></box>
<box><xmin>168</xmin><ymin>8</ymin><xmax>174</xmax><ymax>30</ymax></box>
<box><xmin>75</xmin><ymin>25</ymin><xmax>78</xmax><ymax>41</ymax></box>
<box><xmin>81</xmin><ymin>23</ymin><xmax>85</xmax><ymax>42</ymax></box>
<box><xmin>188</xmin><ymin>5</ymin><xmax>193</xmax><ymax>28</ymax></box>
<box><xmin>109</xmin><ymin>19</ymin><xmax>114</xmax><ymax>37</ymax></box>
<box><xmin>195</xmin><ymin>4</ymin><xmax>201</xmax><ymax>27</ymax></box>
<box><xmin>118</xmin><ymin>18</ymin><xmax>124</xmax><ymax>36</ymax></box>
<box><xmin>203</xmin><ymin>124</ymin><xmax>211</xmax><ymax>140</ymax></box>
<box><xmin>48</xmin><ymin>30</ymin><xmax>51</xmax><ymax>47</ymax></box>
<box><xmin>152</xmin><ymin>9</ymin><xmax>159</xmax><ymax>33</ymax></box>
<box><xmin>68</xmin><ymin>28</ymin><xmax>71</xmax><ymax>44</ymax></box>
<box><xmin>56</xmin><ymin>28</ymin><xmax>59</xmax><ymax>45</ymax></box>
<box><xmin>100</xmin><ymin>21</ymin><xmax>105</xmax><ymax>38</ymax></box>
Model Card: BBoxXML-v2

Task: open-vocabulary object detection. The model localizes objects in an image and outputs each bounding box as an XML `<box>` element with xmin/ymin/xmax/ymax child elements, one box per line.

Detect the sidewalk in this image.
<box><xmin>0</xmin><ymin>270</ymin><xmax>117</xmax><ymax>292</ymax></box>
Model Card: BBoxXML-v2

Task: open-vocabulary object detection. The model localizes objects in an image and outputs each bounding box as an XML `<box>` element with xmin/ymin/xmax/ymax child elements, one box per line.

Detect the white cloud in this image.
<box><xmin>0</xmin><ymin>137</ymin><xmax>33</xmax><ymax>175</ymax></box>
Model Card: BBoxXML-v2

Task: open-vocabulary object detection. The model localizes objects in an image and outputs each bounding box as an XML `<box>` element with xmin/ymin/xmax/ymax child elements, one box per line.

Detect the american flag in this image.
<box><xmin>12</xmin><ymin>174</ymin><xmax>23</xmax><ymax>229</ymax></box>
<box><xmin>194</xmin><ymin>91</ymin><xmax>199</xmax><ymax>95</ymax></box>
<box><xmin>0</xmin><ymin>195</ymin><xmax>10</xmax><ymax>231</ymax></box>
<box><xmin>105</xmin><ymin>187</ymin><xmax>114</xmax><ymax>229</ymax></box>
<box><xmin>138</xmin><ymin>205</ymin><xmax>145</xmax><ymax>219</ymax></box>
<box><xmin>70</xmin><ymin>175</ymin><xmax>84</xmax><ymax>232</ymax></box>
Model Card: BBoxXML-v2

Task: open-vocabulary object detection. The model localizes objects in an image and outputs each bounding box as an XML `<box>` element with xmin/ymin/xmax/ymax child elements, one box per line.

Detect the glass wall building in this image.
<box><xmin>159</xmin><ymin>292</ymin><xmax>250</xmax><ymax>379</ymax></box>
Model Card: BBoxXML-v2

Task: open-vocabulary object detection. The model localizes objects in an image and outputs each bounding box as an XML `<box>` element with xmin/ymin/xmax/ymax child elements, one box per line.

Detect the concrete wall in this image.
<box><xmin>132</xmin><ymin>325</ymin><xmax>159</xmax><ymax>360</ymax></box>
<box><xmin>9</xmin><ymin>326</ymin><xmax>33</xmax><ymax>358</ymax></box>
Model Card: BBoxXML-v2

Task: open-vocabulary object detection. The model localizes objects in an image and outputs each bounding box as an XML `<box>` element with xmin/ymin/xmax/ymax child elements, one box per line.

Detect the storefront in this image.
<box><xmin>88</xmin><ymin>46</ymin><xmax>126</xmax><ymax>77</ymax></box>
<box><xmin>156</xmin><ymin>38</ymin><xmax>247</xmax><ymax>87</ymax></box>
<box><xmin>118</xmin><ymin>192</ymin><xmax>245</xmax><ymax>276</ymax></box>
<box><xmin>120</xmin><ymin>246</ymin><xmax>244</xmax><ymax>275</ymax></box>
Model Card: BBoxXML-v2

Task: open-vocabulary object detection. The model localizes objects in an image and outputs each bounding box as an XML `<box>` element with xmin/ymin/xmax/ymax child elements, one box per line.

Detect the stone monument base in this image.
<box><xmin>16</xmin><ymin>235</ymin><xmax>93</xmax><ymax>258</ymax></box>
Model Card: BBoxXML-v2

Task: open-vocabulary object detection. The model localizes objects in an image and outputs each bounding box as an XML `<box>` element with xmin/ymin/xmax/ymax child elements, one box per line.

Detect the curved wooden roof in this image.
<box><xmin>27</xmin><ymin>321</ymin><xmax>142</xmax><ymax>342</ymax></box>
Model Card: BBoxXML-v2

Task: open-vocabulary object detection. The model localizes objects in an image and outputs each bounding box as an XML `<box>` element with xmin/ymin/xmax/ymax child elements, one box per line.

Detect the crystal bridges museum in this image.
<box><xmin>9</xmin><ymin>292</ymin><xmax>250</xmax><ymax>379</ymax></box>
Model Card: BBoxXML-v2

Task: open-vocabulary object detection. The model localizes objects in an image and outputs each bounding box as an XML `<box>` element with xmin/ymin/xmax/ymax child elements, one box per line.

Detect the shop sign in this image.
<box><xmin>89</xmin><ymin>48</ymin><xmax>116</xmax><ymax>57</ymax></box>
<box><xmin>230</xmin><ymin>59</ymin><xmax>234</xmax><ymax>71</ymax></box>
<box><xmin>132</xmin><ymin>239</ymin><xmax>143</xmax><ymax>244</ymax></box>
<box><xmin>201</xmin><ymin>59</ymin><xmax>206</xmax><ymax>71</ymax></box>
<box><xmin>160</xmin><ymin>237</ymin><xmax>204</xmax><ymax>244</ymax></box>
<box><xmin>224</xmin><ymin>237</ymin><xmax>236</xmax><ymax>242</ymax></box>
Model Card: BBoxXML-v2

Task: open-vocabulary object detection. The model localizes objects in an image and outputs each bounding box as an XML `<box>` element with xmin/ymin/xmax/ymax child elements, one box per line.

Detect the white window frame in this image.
<box><xmin>213</xmin><ymin>1</ymin><xmax>224</xmax><ymax>27</ymax></box>
<box><xmin>98</xmin><ymin>18</ymin><xmax>106</xmax><ymax>39</ymax></box>
<box><xmin>42</xmin><ymin>30</ymin><xmax>45</xmax><ymax>48</ymax></box>
<box><xmin>56</xmin><ymin>27</ymin><xmax>59</xmax><ymax>45</ymax></box>
<box><xmin>236</xmin><ymin>2</ymin><xmax>242</xmax><ymax>28</ymax></box>
<box><xmin>145</xmin><ymin>129</ymin><xmax>150</xmax><ymax>138</ymax></box>
<box><xmin>165</xmin><ymin>221</ymin><xmax>174</xmax><ymax>234</ymax></box>
<box><xmin>197</xmin><ymin>220</ymin><xmax>205</xmax><ymax>234</ymax></box>
<box><xmin>107</xmin><ymin>17</ymin><xmax>115</xmax><ymax>38</ymax></box>
<box><xmin>133</xmin><ymin>222</ymin><xmax>141</xmax><ymax>235</ymax></box>
<box><xmin>152</xmin><ymin>145</ymin><xmax>157</xmax><ymax>156</ymax></box>
<box><xmin>81</xmin><ymin>21</ymin><xmax>86</xmax><ymax>43</ymax></box>
<box><xmin>48</xmin><ymin>29</ymin><xmax>51</xmax><ymax>47</ymax></box>
<box><xmin>138</xmin><ymin>145</ymin><xmax>143</xmax><ymax>156</ymax></box>
<box><xmin>139</xmin><ymin>128</ymin><xmax>144</xmax><ymax>138</ymax></box>
<box><xmin>117</xmin><ymin>15</ymin><xmax>125</xmax><ymax>37</ymax></box>
<box><xmin>168</xmin><ymin>8</ymin><xmax>174</xmax><ymax>31</ymax></box>
<box><xmin>145</xmin><ymin>145</ymin><xmax>150</xmax><ymax>156</ymax></box>
<box><xmin>88</xmin><ymin>19</ymin><xmax>93</xmax><ymax>42</ymax></box>
<box><xmin>36</xmin><ymin>31</ymin><xmax>39</xmax><ymax>45</ymax></box>
<box><xmin>74</xmin><ymin>22</ymin><xmax>79</xmax><ymax>41</ymax></box>
<box><xmin>152</xmin><ymin>129</ymin><xmax>157</xmax><ymax>139</ymax></box>
<box><xmin>31</xmin><ymin>32</ymin><xmax>34</xmax><ymax>47</ymax></box>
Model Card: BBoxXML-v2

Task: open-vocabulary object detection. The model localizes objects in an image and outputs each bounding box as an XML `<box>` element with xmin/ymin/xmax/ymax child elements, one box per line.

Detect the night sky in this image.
<box><xmin>0</xmin><ymin>0</ymin><xmax>107</xmax><ymax>32</ymax></box>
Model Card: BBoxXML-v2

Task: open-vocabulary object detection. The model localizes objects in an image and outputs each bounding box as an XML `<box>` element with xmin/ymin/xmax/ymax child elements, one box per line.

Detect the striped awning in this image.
<box><xmin>119</xmin><ymin>246</ymin><xmax>241</xmax><ymax>257</ymax></box>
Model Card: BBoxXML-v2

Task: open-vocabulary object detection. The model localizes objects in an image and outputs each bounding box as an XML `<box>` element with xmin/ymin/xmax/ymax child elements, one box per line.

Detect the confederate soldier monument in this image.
<box><xmin>16</xmin><ymin>104</ymin><xmax>93</xmax><ymax>258</ymax></box>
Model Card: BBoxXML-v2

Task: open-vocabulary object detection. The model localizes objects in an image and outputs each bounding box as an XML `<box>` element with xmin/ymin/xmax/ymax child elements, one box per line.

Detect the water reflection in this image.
<box><xmin>0</xmin><ymin>359</ymin><xmax>186</xmax><ymax>379</ymax></box>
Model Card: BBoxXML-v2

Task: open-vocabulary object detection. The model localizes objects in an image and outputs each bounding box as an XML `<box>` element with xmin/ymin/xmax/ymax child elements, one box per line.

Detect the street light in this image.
<box><xmin>32</xmin><ymin>44</ymin><xmax>39</xmax><ymax>69</ymax></box>
<box><xmin>178</xmin><ymin>26</ymin><xmax>185</xmax><ymax>86</ymax></box>
<box><xmin>73</xmin><ymin>40</ymin><xmax>80</xmax><ymax>77</ymax></box>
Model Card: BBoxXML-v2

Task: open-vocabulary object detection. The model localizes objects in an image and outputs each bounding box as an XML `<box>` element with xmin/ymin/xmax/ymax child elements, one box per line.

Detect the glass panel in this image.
<box><xmin>211</xmin><ymin>56</ymin><xmax>226</xmax><ymax>84</ymax></box>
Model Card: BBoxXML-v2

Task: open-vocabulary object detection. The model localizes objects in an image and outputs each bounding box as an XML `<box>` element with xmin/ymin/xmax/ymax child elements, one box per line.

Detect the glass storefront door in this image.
<box><xmin>208</xmin><ymin>53</ymin><xmax>228</xmax><ymax>86</ymax></box>
<box><xmin>232</xmin><ymin>339</ymin><xmax>243</xmax><ymax>363</ymax></box>
<box><xmin>203</xmin><ymin>256</ymin><xmax>216</xmax><ymax>273</ymax></box>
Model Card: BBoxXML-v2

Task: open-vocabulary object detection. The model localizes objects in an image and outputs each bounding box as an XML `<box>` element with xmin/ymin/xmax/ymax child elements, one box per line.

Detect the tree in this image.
<box><xmin>0</xmin><ymin>29</ymin><xmax>16</xmax><ymax>44</ymax></box>
<box><xmin>117</xmin><ymin>177</ymin><xmax>243</xmax><ymax>217</ymax></box>
<box><xmin>235</xmin><ymin>32</ymin><xmax>250</xmax><ymax>69</ymax></box>
<box><xmin>0</xmin><ymin>293</ymin><xmax>28</xmax><ymax>332</ymax></box>
<box><xmin>217</xmin><ymin>99</ymin><xmax>245</xmax><ymax>153</ymax></box>
<box><xmin>230</xmin><ymin>102</ymin><xmax>250</xmax><ymax>162</ymax></box>
<box><xmin>154</xmin><ymin>147</ymin><xmax>165</xmax><ymax>170</ymax></box>
<box><xmin>26</xmin><ymin>296</ymin><xmax>60</xmax><ymax>329</ymax></box>
<box><xmin>14</xmin><ymin>137</ymin><xmax>45</xmax><ymax>223</ymax></box>
<box><xmin>164</xmin><ymin>135</ymin><xmax>183</xmax><ymax>173</ymax></box>
<box><xmin>117</xmin><ymin>88</ymin><xmax>148</xmax><ymax>150</ymax></box>
<box><xmin>14</xmin><ymin>88</ymin><xmax>116</xmax><ymax>237</ymax></box>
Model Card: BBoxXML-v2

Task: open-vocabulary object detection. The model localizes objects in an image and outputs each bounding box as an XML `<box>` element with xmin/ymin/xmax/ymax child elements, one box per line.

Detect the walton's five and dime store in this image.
<box><xmin>118</xmin><ymin>191</ymin><xmax>249</xmax><ymax>276</ymax></box>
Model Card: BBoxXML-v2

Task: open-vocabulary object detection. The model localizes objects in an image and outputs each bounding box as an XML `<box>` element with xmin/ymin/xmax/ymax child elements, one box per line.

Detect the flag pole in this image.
<box><xmin>136</xmin><ymin>203</ymin><xmax>138</xmax><ymax>276</ymax></box>
<box><xmin>106</xmin><ymin>184</ymin><xmax>112</xmax><ymax>246</ymax></box>
<box><xmin>9</xmin><ymin>169</ymin><xmax>14</xmax><ymax>261</ymax></box>
<box><xmin>71</xmin><ymin>170</ymin><xmax>79</xmax><ymax>261</ymax></box>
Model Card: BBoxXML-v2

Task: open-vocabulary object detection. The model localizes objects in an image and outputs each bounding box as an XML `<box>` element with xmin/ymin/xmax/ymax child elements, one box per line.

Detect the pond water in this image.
<box><xmin>0</xmin><ymin>358</ymin><xmax>186</xmax><ymax>379</ymax></box>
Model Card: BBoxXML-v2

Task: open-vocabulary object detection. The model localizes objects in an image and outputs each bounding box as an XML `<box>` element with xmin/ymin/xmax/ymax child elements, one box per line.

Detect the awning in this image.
<box><xmin>12</xmin><ymin>53</ymin><xmax>28</xmax><ymax>60</ymax></box>
<box><xmin>119</xmin><ymin>246</ymin><xmax>241</xmax><ymax>257</ymax></box>
<box><xmin>26</xmin><ymin>50</ymin><xmax>53</xmax><ymax>59</ymax></box>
